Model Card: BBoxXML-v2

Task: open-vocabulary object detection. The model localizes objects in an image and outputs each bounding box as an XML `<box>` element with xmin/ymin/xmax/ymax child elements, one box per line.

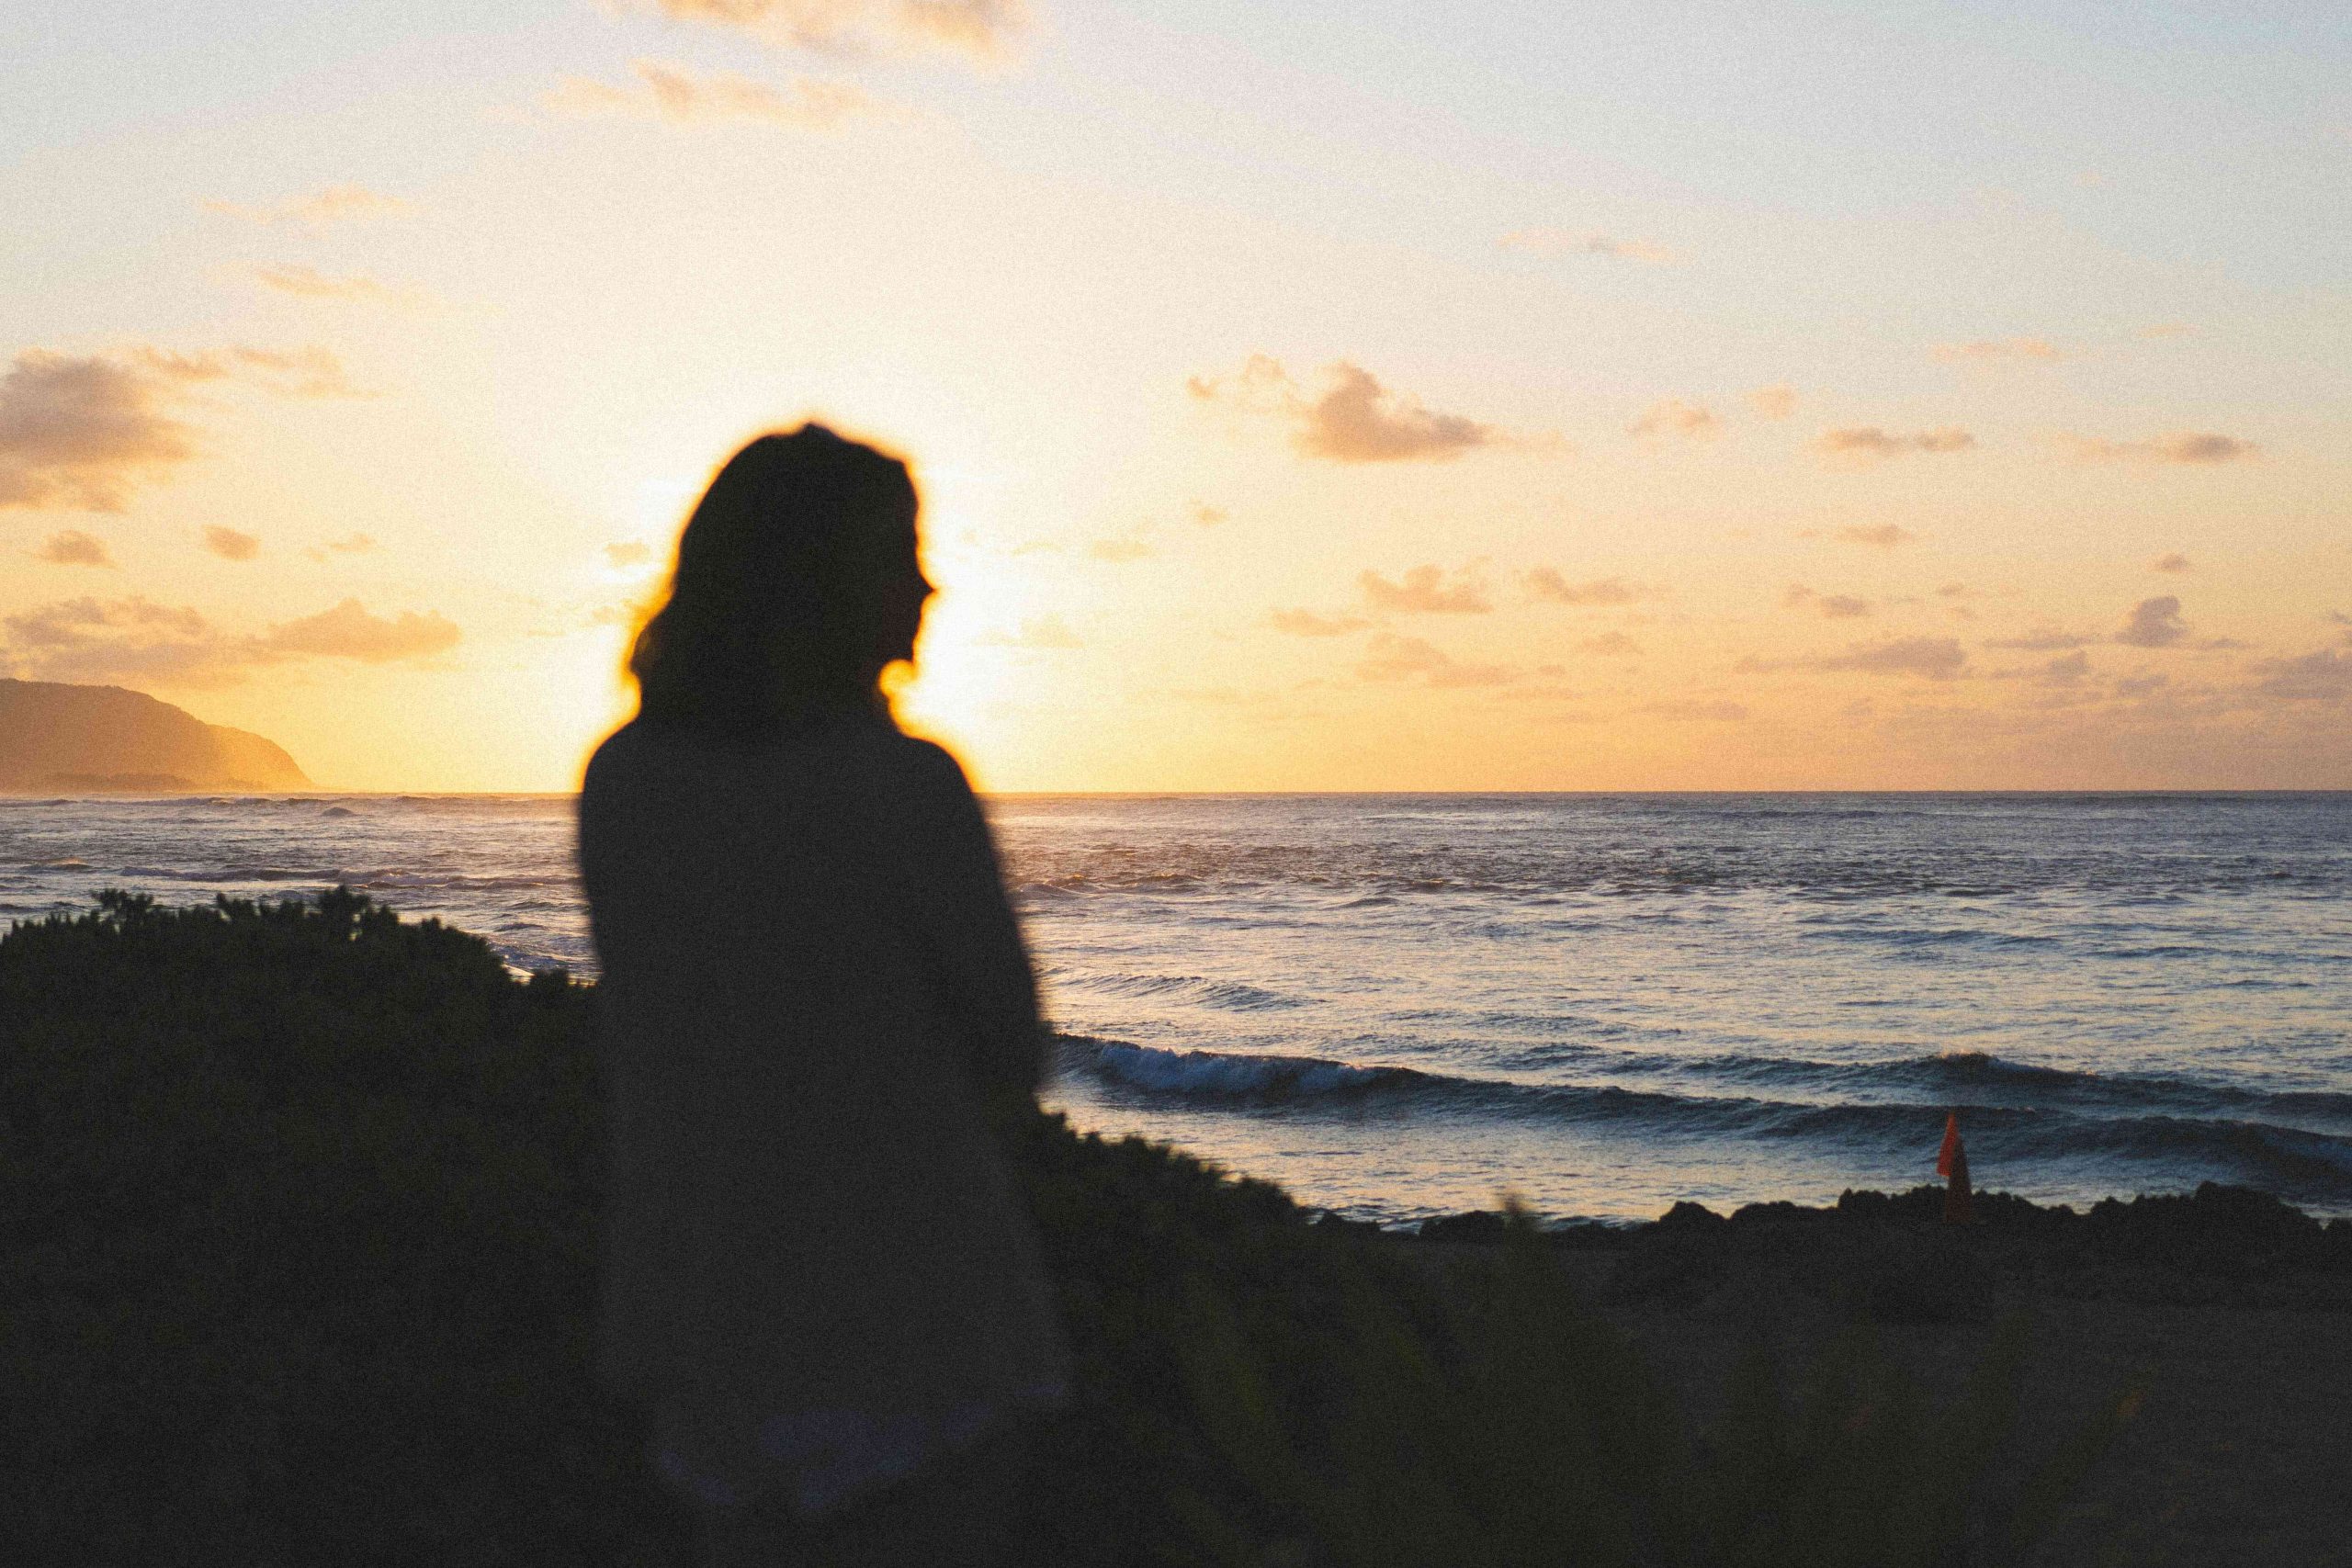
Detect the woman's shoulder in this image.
<box><xmin>581</xmin><ymin>715</ymin><xmax>972</xmax><ymax>801</ymax></box>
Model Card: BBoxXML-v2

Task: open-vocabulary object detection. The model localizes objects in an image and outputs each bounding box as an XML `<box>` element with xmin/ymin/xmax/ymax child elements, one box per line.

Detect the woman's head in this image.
<box><xmin>629</xmin><ymin>424</ymin><xmax>932</xmax><ymax>737</ymax></box>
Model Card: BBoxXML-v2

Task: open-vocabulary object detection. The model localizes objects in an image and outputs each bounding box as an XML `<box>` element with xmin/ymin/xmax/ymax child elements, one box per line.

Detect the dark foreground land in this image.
<box><xmin>6</xmin><ymin>891</ymin><xmax>2348</xmax><ymax>1566</ymax></box>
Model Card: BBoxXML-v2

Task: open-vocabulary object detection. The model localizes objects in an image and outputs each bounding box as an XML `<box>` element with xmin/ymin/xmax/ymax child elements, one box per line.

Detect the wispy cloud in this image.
<box><xmin>1815</xmin><ymin>636</ymin><xmax>1967</xmax><ymax>679</ymax></box>
<box><xmin>1814</xmin><ymin>426</ymin><xmax>1974</xmax><ymax>461</ymax></box>
<box><xmin>1984</xmin><ymin>627</ymin><xmax>2090</xmax><ymax>651</ymax></box>
<box><xmin>547</xmin><ymin>59</ymin><xmax>875</xmax><ymax>127</ymax></box>
<box><xmin>975</xmin><ymin>614</ymin><xmax>1080</xmax><ymax>649</ymax></box>
<box><xmin>1190</xmin><ymin>357</ymin><xmax>1509</xmax><ymax>465</ymax></box>
<box><xmin>1523</xmin><ymin>570</ymin><xmax>1648</xmax><ymax>607</ymax></box>
<box><xmin>201</xmin><ymin>525</ymin><xmax>260</xmax><ymax>561</ymax></box>
<box><xmin>2152</xmin><ymin>552</ymin><xmax>2191</xmax><ymax>574</ymax></box>
<box><xmin>251</xmin><ymin>265</ymin><xmax>413</xmax><ymax>305</ymax></box>
<box><xmin>2061</xmin><ymin>432</ymin><xmax>2256</xmax><ymax>466</ymax></box>
<box><xmin>2252</xmin><ymin>649</ymin><xmax>2352</xmax><ymax>703</ymax></box>
<box><xmin>1835</xmin><ymin>524</ymin><xmax>1916</xmax><ymax>547</ymax></box>
<box><xmin>1498</xmin><ymin>230</ymin><xmax>1675</xmax><ymax>264</ymax></box>
<box><xmin>1267</xmin><ymin>608</ymin><xmax>1370</xmax><ymax>637</ymax></box>
<box><xmin>1087</xmin><ymin>535</ymin><xmax>1152</xmax><ymax>562</ymax></box>
<box><xmin>137</xmin><ymin>344</ymin><xmax>363</xmax><ymax>400</ymax></box>
<box><xmin>0</xmin><ymin>595</ymin><xmax>460</xmax><ymax>687</ymax></box>
<box><xmin>1745</xmin><ymin>384</ymin><xmax>1797</xmax><ymax>422</ymax></box>
<box><xmin>1783</xmin><ymin>584</ymin><xmax>1871</xmax><ymax>619</ymax></box>
<box><xmin>34</xmin><ymin>530</ymin><xmax>113</xmax><ymax>567</ymax></box>
<box><xmin>1578</xmin><ymin>631</ymin><xmax>1642</xmax><ymax>657</ymax></box>
<box><xmin>304</xmin><ymin>532</ymin><xmax>377</xmax><ymax>563</ymax></box>
<box><xmin>1628</xmin><ymin>399</ymin><xmax>1718</xmax><ymax>442</ymax></box>
<box><xmin>1360</xmin><ymin>565</ymin><xmax>1491</xmax><ymax>615</ymax></box>
<box><xmin>203</xmin><ymin>185</ymin><xmax>410</xmax><ymax>227</ymax></box>
<box><xmin>1930</xmin><ymin>337</ymin><xmax>2062</xmax><ymax>363</ymax></box>
<box><xmin>616</xmin><ymin>0</ymin><xmax>1025</xmax><ymax>61</ymax></box>
<box><xmin>1644</xmin><ymin>698</ymin><xmax>1747</xmax><ymax>721</ymax></box>
<box><xmin>1356</xmin><ymin>633</ymin><xmax>1515</xmax><ymax>688</ymax></box>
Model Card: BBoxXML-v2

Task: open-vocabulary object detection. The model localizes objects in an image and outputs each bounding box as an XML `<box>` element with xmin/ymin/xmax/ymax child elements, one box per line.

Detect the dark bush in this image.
<box><xmin>1</xmin><ymin>892</ymin><xmax>2120</xmax><ymax>1566</ymax></box>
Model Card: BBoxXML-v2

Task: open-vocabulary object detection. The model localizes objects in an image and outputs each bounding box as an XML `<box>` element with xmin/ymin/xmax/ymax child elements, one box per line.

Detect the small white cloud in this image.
<box><xmin>1628</xmin><ymin>399</ymin><xmax>1719</xmax><ymax>442</ymax></box>
<box><xmin>1498</xmin><ymin>230</ymin><xmax>1675</xmax><ymax>264</ymax></box>
<box><xmin>548</xmin><ymin>59</ymin><xmax>876</xmax><ymax>128</ymax></box>
<box><xmin>1087</xmin><ymin>535</ymin><xmax>1152</xmax><ymax>562</ymax></box>
<box><xmin>251</xmin><ymin>265</ymin><xmax>412</xmax><ymax>305</ymax></box>
<box><xmin>304</xmin><ymin>532</ymin><xmax>377</xmax><ymax>562</ymax></box>
<box><xmin>1745</xmin><ymin>384</ymin><xmax>1797</xmax><ymax>422</ymax></box>
<box><xmin>619</xmin><ymin>0</ymin><xmax>1025</xmax><ymax>61</ymax></box>
<box><xmin>203</xmin><ymin>185</ymin><xmax>411</xmax><ymax>226</ymax></box>
<box><xmin>1930</xmin><ymin>338</ymin><xmax>2063</xmax><ymax>364</ymax></box>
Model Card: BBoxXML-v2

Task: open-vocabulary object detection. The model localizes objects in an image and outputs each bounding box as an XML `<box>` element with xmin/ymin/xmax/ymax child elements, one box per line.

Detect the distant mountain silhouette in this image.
<box><xmin>0</xmin><ymin>680</ymin><xmax>309</xmax><ymax>792</ymax></box>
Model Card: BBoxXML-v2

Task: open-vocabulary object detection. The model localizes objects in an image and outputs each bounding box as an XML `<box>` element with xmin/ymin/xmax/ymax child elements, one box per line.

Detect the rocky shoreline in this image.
<box><xmin>1360</xmin><ymin>1183</ymin><xmax>2352</xmax><ymax>1567</ymax></box>
<box><xmin>1386</xmin><ymin>1180</ymin><xmax>2352</xmax><ymax>1317</ymax></box>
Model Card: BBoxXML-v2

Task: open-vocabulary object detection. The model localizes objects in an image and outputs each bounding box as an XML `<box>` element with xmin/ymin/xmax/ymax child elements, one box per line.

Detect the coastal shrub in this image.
<box><xmin>0</xmin><ymin>890</ymin><xmax>674</xmax><ymax>1567</ymax></box>
<box><xmin>0</xmin><ymin>891</ymin><xmax>2112</xmax><ymax>1566</ymax></box>
<box><xmin>1169</xmin><ymin>1210</ymin><xmax>2129</xmax><ymax>1568</ymax></box>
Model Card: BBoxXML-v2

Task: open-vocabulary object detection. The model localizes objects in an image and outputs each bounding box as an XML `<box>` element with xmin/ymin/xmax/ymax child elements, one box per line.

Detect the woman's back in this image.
<box><xmin>579</xmin><ymin>711</ymin><xmax>1067</xmax><ymax>1512</ymax></box>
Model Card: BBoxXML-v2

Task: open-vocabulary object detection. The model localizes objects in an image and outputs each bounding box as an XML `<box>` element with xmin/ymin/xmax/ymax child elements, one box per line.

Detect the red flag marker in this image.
<box><xmin>1938</xmin><ymin>1111</ymin><xmax>1973</xmax><ymax>1224</ymax></box>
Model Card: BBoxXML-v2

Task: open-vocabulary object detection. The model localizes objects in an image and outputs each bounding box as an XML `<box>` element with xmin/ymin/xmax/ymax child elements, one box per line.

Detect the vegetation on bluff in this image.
<box><xmin>3</xmin><ymin>891</ymin><xmax>2130</xmax><ymax>1565</ymax></box>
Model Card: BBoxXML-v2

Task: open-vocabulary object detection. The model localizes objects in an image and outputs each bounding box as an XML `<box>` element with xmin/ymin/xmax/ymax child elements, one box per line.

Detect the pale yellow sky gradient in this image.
<box><xmin>3</xmin><ymin>1</ymin><xmax>2346</xmax><ymax>789</ymax></box>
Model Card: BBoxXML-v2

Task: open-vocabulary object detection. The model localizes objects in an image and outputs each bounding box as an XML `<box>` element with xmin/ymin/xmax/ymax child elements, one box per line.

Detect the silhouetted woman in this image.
<box><xmin>577</xmin><ymin>425</ymin><xmax>1068</xmax><ymax>1565</ymax></box>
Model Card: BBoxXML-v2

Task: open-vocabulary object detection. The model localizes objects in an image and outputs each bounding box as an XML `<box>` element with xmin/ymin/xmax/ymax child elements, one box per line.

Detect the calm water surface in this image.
<box><xmin>6</xmin><ymin>792</ymin><xmax>2348</xmax><ymax>1223</ymax></box>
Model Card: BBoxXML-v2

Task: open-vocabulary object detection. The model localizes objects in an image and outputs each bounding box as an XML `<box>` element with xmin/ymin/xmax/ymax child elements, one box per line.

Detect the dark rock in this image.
<box><xmin>1656</xmin><ymin>1201</ymin><xmax>1726</xmax><ymax>1231</ymax></box>
<box><xmin>1547</xmin><ymin>1221</ymin><xmax>1632</xmax><ymax>1251</ymax></box>
<box><xmin>1730</xmin><ymin>1200</ymin><xmax>1827</xmax><ymax>1227</ymax></box>
<box><xmin>1418</xmin><ymin>1210</ymin><xmax>1510</xmax><ymax>1245</ymax></box>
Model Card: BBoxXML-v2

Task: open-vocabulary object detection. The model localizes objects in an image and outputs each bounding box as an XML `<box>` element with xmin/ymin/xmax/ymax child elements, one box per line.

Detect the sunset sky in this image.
<box><xmin>4</xmin><ymin>1</ymin><xmax>2347</xmax><ymax>790</ymax></box>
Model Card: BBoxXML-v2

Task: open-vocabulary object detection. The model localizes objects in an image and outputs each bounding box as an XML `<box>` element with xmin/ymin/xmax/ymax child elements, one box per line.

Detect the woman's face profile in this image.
<box><xmin>876</xmin><ymin>543</ymin><xmax>934</xmax><ymax>671</ymax></box>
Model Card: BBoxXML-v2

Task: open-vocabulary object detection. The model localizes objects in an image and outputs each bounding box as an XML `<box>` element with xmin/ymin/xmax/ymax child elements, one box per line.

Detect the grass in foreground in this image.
<box><xmin>0</xmin><ymin>891</ymin><xmax>2129</xmax><ymax>1565</ymax></box>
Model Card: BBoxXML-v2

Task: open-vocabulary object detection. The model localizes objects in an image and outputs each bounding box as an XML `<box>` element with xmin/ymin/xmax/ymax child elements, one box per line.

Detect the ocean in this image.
<box><xmin>5</xmin><ymin>791</ymin><xmax>2349</xmax><ymax>1224</ymax></box>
